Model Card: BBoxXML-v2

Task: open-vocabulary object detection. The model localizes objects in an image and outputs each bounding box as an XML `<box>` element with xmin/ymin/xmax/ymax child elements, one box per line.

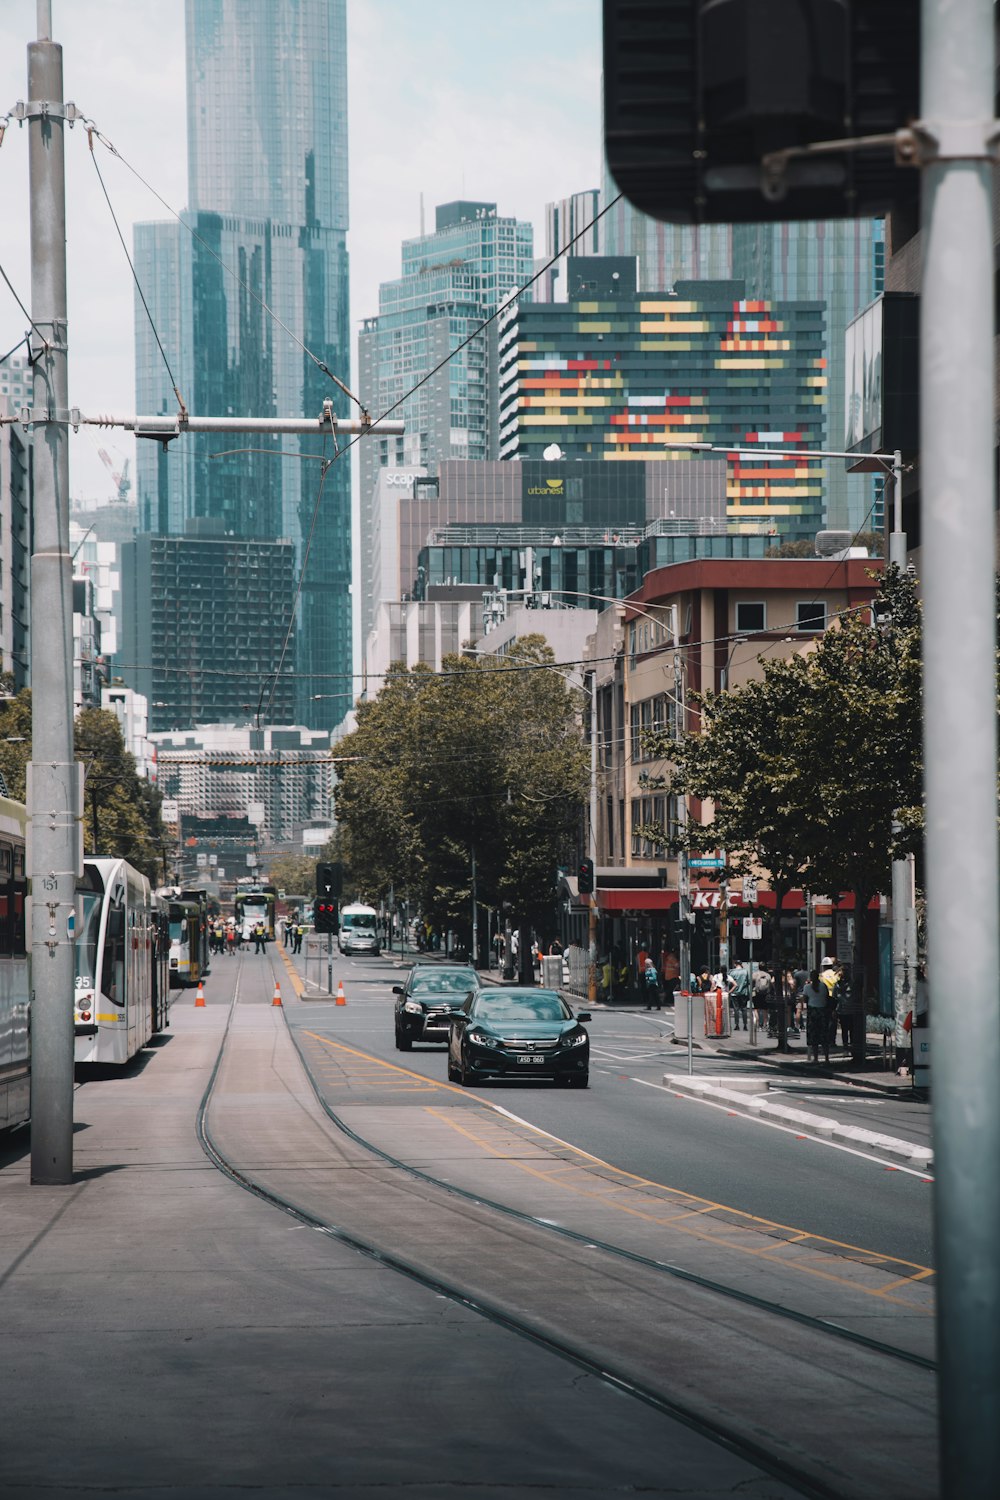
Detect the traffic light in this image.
<box><xmin>316</xmin><ymin>861</ymin><xmax>343</xmax><ymax>899</ymax></box>
<box><xmin>696</xmin><ymin>909</ymin><xmax>716</xmax><ymax>939</ymax></box>
<box><xmin>602</xmin><ymin>0</ymin><xmax>919</xmax><ymax>224</ymax></box>
<box><xmin>578</xmin><ymin>857</ymin><xmax>595</xmax><ymax>895</ymax></box>
<box><xmin>314</xmin><ymin>900</ymin><xmax>338</xmax><ymax>935</ymax></box>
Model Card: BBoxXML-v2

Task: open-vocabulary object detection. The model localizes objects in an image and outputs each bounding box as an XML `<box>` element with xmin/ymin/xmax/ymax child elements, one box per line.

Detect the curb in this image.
<box><xmin>663</xmin><ymin>1074</ymin><xmax>934</xmax><ymax>1170</ymax></box>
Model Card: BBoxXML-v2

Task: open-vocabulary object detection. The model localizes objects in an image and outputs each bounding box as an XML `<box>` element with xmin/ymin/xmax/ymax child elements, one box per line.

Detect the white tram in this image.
<box><xmin>0</xmin><ymin>796</ymin><xmax>29</xmax><ymax>1130</ymax></box>
<box><xmin>74</xmin><ymin>858</ymin><xmax>170</xmax><ymax>1066</ymax></box>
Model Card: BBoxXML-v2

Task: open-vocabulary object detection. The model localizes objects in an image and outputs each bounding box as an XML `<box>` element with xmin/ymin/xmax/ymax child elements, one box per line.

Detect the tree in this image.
<box><xmin>265</xmin><ymin>853</ymin><xmax>319</xmax><ymax>896</ymax></box>
<box><xmin>75</xmin><ymin>708</ymin><xmax>164</xmax><ymax>881</ymax></box>
<box><xmin>333</xmin><ymin>638</ymin><xmax>589</xmax><ymax>956</ymax></box>
<box><xmin>641</xmin><ymin>568</ymin><xmax>922</xmax><ymax>1051</ymax></box>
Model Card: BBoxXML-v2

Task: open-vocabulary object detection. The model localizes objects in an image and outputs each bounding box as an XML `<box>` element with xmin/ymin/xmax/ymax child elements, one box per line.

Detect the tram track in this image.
<box><xmin>195</xmin><ymin>960</ymin><xmax>937</xmax><ymax>1500</ymax></box>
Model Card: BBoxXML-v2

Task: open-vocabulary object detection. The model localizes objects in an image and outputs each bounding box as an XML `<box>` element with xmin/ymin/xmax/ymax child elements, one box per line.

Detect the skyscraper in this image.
<box><xmin>357</xmin><ymin>202</ymin><xmax>533</xmax><ymax>646</ymax></box>
<box><xmin>133</xmin><ymin>0</ymin><xmax>351</xmax><ymax>728</ymax></box>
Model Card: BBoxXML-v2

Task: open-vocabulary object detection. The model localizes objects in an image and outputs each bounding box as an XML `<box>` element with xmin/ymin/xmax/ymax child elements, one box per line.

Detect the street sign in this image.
<box><xmin>742</xmin><ymin>918</ymin><xmax>763</xmax><ymax>941</ymax></box>
<box><xmin>742</xmin><ymin>876</ymin><xmax>758</xmax><ymax>904</ymax></box>
<box><xmin>689</xmin><ymin>857</ymin><xmax>725</xmax><ymax>869</ymax></box>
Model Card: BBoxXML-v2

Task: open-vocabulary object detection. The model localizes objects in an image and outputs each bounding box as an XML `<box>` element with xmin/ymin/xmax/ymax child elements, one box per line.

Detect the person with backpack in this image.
<box><xmin>729</xmin><ymin>960</ymin><xmax>751</xmax><ymax>1030</ymax></box>
<box><xmin>752</xmin><ymin>963</ymin><xmax>773</xmax><ymax>1030</ymax></box>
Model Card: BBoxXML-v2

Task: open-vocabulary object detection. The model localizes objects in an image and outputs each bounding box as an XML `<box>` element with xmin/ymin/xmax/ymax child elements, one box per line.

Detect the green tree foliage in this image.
<box><xmin>0</xmin><ymin>696</ymin><xmax>164</xmax><ymax>881</ymax></box>
<box><xmin>265</xmin><ymin>853</ymin><xmax>319</xmax><ymax>897</ymax></box>
<box><xmin>642</xmin><ymin>567</ymin><xmax>922</xmax><ymax>990</ymax></box>
<box><xmin>333</xmin><ymin>637</ymin><xmax>589</xmax><ymax>938</ymax></box>
<box><xmin>76</xmin><ymin>708</ymin><xmax>164</xmax><ymax>880</ymax></box>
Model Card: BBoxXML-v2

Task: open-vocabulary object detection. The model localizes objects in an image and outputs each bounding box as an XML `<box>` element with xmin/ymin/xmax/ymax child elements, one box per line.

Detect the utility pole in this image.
<box><xmin>920</xmin><ymin>3</ymin><xmax>1000</xmax><ymax>1490</ymax></box>
<box><xmin>470</xmin><ymin>845</ymin><xmax>478</xmax><ymax>968</ymax></box>
<box><xmin>673</xmin><ymin>652</ymin><xmax>690</xmax><ymax>992</ymax></box>
<box><xmin>887</xmin><ymin>449</ymin><xmax>917</xmax><ymax>1069</ymax></box>
<box><xmin>587</xmin><ymin>668</ymin><xmax>599</xmax><ymax>1004</ymax></box>
<box><xmin>27</xmin><ymin>6</ymin><xmax>80</xmax><ymax>1186</ymax></box>
<box><xmin>17</xmin><ymin>12</ymin><xmax>403</xmax><ymax>1184</ymax></box>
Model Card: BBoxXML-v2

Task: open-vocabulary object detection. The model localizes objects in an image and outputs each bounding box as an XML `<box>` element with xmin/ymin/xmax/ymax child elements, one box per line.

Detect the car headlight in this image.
<box><xmin>563</xmin><ymin>1028</ymin><xmax>588</xmax><ymax>1048</ymax></box>
<box><xmin>467</xmin><ymin>1028</ymin><xmax>491</xmax><ymax>1046</ymax></box>
<box><xmin>404</xmin><ymin>1000</ymin><xmax>424</xmax><ymax>1014</ymax></box>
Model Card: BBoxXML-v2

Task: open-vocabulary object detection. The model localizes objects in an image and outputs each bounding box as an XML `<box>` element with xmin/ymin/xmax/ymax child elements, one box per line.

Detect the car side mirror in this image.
<box><xmin>577</xmin><ymin>1012</ymin><xmax>592</xmax><ymax>1023</ymax></box>
<box><xmin>392</xmin><ymin>986</ymin><xmax>403</xmax><ymax>995</ymax></box>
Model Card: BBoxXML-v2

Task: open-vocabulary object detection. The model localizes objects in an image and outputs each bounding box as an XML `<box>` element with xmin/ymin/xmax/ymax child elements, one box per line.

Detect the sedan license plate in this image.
<box><xmin>516</xmin><ymin>1054</ymin><xmax>546</xmax><ymax>1065</ymax></box>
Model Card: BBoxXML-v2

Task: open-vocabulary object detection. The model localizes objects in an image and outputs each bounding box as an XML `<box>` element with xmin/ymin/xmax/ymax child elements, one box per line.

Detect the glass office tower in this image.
<box><xmin>134</xmin><ymin>0</ymin><xmax>351</xmax><ymax>728</ymax></box>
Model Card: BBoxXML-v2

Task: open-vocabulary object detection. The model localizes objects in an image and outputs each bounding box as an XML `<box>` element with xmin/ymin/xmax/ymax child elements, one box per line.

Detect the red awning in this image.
<box><xmin>595</xmin><ymin>887</ymin><xmax>872</xmax><ymax>913</ymax></box>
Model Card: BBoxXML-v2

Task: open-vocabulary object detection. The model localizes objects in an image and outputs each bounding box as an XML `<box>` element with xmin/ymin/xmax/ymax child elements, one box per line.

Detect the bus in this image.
<box><xmin>167</xmin><ymin>898</ymin><xmax>203</xmax><ymax>987</ymax></box>
<box><xmin>338</xmin><ymin>902</ymin><xmax>380</xmax><ymax>956</ymax></box>
<box><xmin>234</xmin><ymin>884</ymin><xmax>276</xmax><ymax>942</ymax></box>
<box><xmin>0</xmin><ymin>796</ymin><xmax>28</xmax><ymax>1130</ymax></box>
<box><xmin>75</xmin><ymin>858</ymin><xmax>170</xmax><ymax>1066</ymax></box>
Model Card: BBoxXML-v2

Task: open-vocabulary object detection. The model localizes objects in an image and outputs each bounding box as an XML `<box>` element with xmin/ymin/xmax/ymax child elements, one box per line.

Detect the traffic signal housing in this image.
<box><xmin>314</xmin><ymin>900</ymin><xmax>338</xmax><ymax>935</ymax></box>
<box><xmin>578</xmin><ymin>857</ymin><xmax>595</xmax><ymax>895</ymax></box>
<box><xmin>602</xmin><ymin>0</ymin><xmax>920</xmax><ymax>224</ymax></box>
<box><xmin>316</xmin><ymin>861</ymin><xmax>343</xmax><ymax>899</ymax></box>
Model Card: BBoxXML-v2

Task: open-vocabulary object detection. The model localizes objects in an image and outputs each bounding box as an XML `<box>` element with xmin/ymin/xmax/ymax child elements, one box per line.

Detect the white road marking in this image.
<box><xmin>633</xmin><ymin>1077</ymin><xmax>934</xmax><ymax>1179</ymax></box>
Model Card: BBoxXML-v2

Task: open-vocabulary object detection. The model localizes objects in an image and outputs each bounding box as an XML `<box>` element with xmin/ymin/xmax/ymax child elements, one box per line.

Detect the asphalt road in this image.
<box><xmin>284</xmin><ymin>946</ymin><xmax>934</xmax><ymax>1269</ymax></box>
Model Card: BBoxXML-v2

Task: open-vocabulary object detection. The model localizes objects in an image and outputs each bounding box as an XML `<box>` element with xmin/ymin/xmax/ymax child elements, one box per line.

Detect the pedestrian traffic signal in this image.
<box><xmin>314</xmin><ymin>900</ymin><xmax>338</xmax><ymax>935</ymax></box>
<box><xmin>577</xmin><ymin>857</ymin><xmax>595</xmax><ymax>895</ymax></box>
<box><xmin>316</xmin><ymin>861</ymin><xmax>343</xmax><ymax>899</ymax></box>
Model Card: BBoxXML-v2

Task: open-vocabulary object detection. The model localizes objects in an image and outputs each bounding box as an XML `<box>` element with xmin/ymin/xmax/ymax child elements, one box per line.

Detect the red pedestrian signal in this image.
<box><xmin>314</xmin><ymin>901</ymin><xmax>338</xmax><ymax>935</ymax></box>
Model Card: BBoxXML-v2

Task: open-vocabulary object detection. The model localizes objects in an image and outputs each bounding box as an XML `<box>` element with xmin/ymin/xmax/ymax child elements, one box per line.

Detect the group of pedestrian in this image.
<box><xmin>209</xmin><ymin>919</ymin><xmax>242</xmax><ymax>956</ymax></box>
<box><xmin>803</xmin><ymin>958</ymin><xmax>845</xmax><ymax>1063</ymax></box>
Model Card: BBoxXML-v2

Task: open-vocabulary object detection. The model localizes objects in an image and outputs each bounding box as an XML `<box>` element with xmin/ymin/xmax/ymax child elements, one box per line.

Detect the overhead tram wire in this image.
<box><xmin>0</xmin><ymin>261</ymin><xmax>50</xmax><ymax>352</ymax></box>
<box><xmin>75</xmin><ymin>120</ymin><xmax>625</xmax><ymax>719</ymax></box>
<box><xmin>82</xmin><ymin>120</ymin><xmax>366</xmax><ymax>416</ymax></box>
<box><xmin>86</xmin><ymin>131</ymin><xmax>186</xmax><ymax>417</ymax></box>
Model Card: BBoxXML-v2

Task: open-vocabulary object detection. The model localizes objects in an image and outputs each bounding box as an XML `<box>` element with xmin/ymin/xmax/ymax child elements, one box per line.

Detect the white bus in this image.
<box><xmin>338</xmin><ymin>902</ymin><xmax>380</xmax><ymax>956</ymax></box>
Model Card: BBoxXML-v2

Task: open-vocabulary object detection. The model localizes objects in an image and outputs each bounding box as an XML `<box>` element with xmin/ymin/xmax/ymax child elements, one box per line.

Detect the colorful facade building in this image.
<box><xmin>498</xmin><ymin>260</ymin><xmax>828</xmax><ymax>541</ymax></box>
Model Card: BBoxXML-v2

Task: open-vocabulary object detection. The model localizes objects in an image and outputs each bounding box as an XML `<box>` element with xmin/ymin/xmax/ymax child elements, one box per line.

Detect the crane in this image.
<box><xmin>96</xmin><ymin>448</ymin><xmax>132</xmax><ymax>502</ymax></box>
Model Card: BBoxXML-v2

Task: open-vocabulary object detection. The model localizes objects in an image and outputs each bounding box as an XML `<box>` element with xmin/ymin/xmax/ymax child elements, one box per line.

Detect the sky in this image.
<box><xmin>0</xmin><ymin>0</ymin><xmax>603</xmax><ymax>505</ymax></box>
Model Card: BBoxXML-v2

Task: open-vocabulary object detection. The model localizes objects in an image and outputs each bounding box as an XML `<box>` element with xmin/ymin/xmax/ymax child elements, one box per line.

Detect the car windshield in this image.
<box><xmin>410</xmin><ymin>970</ymin><xmax>475</xmax><ymax>994</ymax></box>
<box><xmin>473</xmin><ymin>992</ymin><xmax>570</xmax><ymax>1024</ymax></box>
<box><xmin>343</xmin><ymin>913</ymin><xmax>377</xmax><ymax>931</ymax></box>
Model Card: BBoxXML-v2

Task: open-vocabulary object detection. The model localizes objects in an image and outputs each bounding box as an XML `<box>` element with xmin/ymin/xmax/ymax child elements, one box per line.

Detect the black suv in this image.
<box><xmin>393</xmin><ymin>964</ymin><xmax>480</xmax><ymax>1049</ymax></box>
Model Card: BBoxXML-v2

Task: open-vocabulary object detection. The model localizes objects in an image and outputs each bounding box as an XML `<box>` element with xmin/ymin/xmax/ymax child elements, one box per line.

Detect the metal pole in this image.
<box><xmin>888</xmin><ymin>449</ymin><xmax>916</xmax><ymax>1065</ymax></box>
<box><xmin>920</xmin><ymin>2</ymin><xmax>1000</xmax><ymax>1491</ymax></box>
<box><xmin>686</xmin><ymin>991</ymin><xmax>693</xmax><ymax>1076</ymax></box>
<box><xmin>27</xmin><ymin>21</ymin><xmax>80</xmax><ymax>1185</ymax></box>
<box><xmin>587</xmin><ymin>669</ymin><xmax>599</xmax><ymax>1004</ymax></box>
<box><xmin>327</xmin><ymin>931</ymin><xmax>332</xmax><ymax>996</ymax></box>
<box><xmin>674</xmin><ymin>653</ymin><xmax>690</xmax><ymax>993</ymax></box>
<box><xmin>470</xmin><ymin>844</ymin><xmax>478</xmax><ymax>968</ymax></box>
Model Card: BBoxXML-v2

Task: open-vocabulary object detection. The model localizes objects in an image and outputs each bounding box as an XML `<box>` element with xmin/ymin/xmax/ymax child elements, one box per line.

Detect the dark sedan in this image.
<box><xmin>447</xmin><ymin>987</ymin><xmax>590</xmax><ymax>1088</ymax></box>
<box><xmin>393</xmin><ymin>964</ymin><xmax>480</xmax><ymax>1049</ymax></box>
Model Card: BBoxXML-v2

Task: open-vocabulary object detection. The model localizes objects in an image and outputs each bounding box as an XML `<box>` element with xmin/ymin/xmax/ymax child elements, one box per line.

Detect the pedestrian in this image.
<box><xmin>819</xmin><ymin>958</ymin><xmax>841</xmax><ymax>1052</ymax></box>
<box><xmin>283</xmin><ymin>916</ymin><xmax>293</xmax><ymax>948</ymax></box>
<box><xmin>729</xmin><ymin>960</ymin><xmax>750</xmax><ymax>1030</ymax></box>
<box><xmin>549</xmin><ymin>935</ymin><xmax>564</xmax><ymax>957</ymax></box>
<box><xmin>752</xmin><ymin>963</ymin><xmax>773</xmax><ymax>1030</ymax></box>
<box><xmin>643</xmin><ymin>955</ymin><xmax>661</xmax><ymax>1009</ymax></box>
<box><xmin>253</xmin><ymin>921</ymin><xmax>264</xmax><ymax>954</ymax></box>
<box><xmin>293</xmin><ymin>921</ymin><xmax>303</xmax><ymax>954</ymax></box>
<box><xmin>695</xmin><ymin>965</ymin><xmax>714</xmax><ymax>994</ymax></box>
<box><xmin>803</xmin><ymin>968</ymin><xmax>830</xmax><ymax>1063</ymax></box>
<box><xmin>792</xmin><ymin>956</ymin><xmax>809</xmax><ymax>1029</ymax></box>
<box><xmin>600</xmin><ymin>956</ymin><xmax>613</xmax><ymax>1002</ymax></box>
<box><xmin>226</xmin><ymin>923</ymin><xmax>236</xmax><ymax>957</ymax></box>
<box><xmin>636</xmin><ymin>941</ymin><xmax>650</xmax><ymax>991</ymax></box>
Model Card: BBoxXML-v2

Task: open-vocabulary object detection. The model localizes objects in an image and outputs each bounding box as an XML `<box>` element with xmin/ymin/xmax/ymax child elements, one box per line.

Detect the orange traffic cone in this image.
<box><xmin>194</xmin><ymin>981</ymin><xmax>206</xmax><ymax>1008</ymax></box>
<box><xmin>272</xmin><ymin>980</ymin><xmax>282</xmax><ymax>1007</ymax></box>
<box><xmin>335</xmin><ymin>980</ymin><xmax>346</xmax><ymax>1006</ymax></box>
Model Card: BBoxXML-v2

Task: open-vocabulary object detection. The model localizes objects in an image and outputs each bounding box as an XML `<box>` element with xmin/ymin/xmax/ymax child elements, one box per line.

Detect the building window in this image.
<box><xmin>735</xmin><ymin>601</ymin><xmax>766</xmax><ymax>633</ymax></box>
<box><xmin>796</xmin><ymin>601</ymin><xmax>826</xmax><ymax>632</ymax></box>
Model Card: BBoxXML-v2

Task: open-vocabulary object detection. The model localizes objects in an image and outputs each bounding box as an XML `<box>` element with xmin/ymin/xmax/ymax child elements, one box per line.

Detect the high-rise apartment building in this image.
<box><xmin>133</xmin><ymin>0</ymin><xmax>350</xmax><ymax>727</ymax></box>
<box><xmin>120</xmin><ymin>530</ymin><xmax>296</xmax><ymax>733</ymax></box>
<box><xmin>498</xmin><ymin>261</ymin><xmax>828</xmax><ymax>539</ymax></box>
<box><xmin>357</xmin><ymin>201</ymin><xmax>533</xmax><ymax>646</ymax></box>
<box><xmin>600</xmin><ymin>183</ymin><xmax>884</xmax><ymax>531</ymax></box>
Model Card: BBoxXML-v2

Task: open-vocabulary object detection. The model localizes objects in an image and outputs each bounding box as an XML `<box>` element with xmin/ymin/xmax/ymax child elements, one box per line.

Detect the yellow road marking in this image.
<box><xmin>278</xmin><ymin>948</ymin><xmax>305</xmax><ymax>998</ymax></box>
<box><xmin>301</xmin><ymin>1028</ymin><xmax>935</xmax><ymax>1297</ymax></box>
